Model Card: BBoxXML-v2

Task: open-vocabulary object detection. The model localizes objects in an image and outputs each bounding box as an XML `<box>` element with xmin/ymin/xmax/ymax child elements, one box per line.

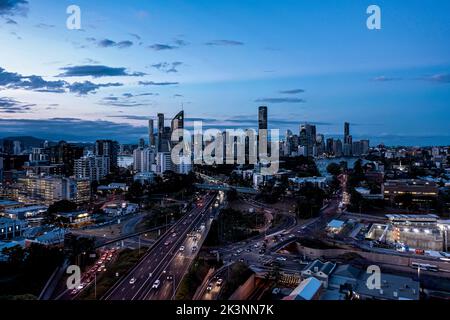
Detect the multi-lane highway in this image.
<box><xmin>103</xmin><ymin>192</ymin><xmax>218</xmax><ymax>300</ymax></box>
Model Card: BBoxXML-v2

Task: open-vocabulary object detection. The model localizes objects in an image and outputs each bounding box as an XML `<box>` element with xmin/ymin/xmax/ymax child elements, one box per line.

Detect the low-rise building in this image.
<box><xmin>301</xmin><ymin>260</ymin><xmax>336</xmax><ymax>288</ymax></box>
<box><xmin>0</xmin><ymin>217</ymin><xmax>28</xmax><ymax>239</ymax></box>
<box><xmin>383</xmin><ymin>179</ymin><xmax>439</xmax><ymax>203</ymax></box>
<box><xmin>283</xmin><ymin>277</ymin><xmax>323</xmax><ymax>300</ymax></box>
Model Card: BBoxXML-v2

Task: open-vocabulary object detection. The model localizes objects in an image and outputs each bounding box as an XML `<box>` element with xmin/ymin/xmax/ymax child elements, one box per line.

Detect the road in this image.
<box><xmin>103</xmin><ymin>192</ymin><xmax>218</xmax><ymax>300</ymax></box>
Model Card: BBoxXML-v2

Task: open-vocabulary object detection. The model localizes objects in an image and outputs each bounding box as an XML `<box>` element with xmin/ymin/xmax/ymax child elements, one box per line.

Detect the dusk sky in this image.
<box><xmin>0</xmin><ymin>0</ymin><xmax>449</xmax><ymax>145</ymax></box>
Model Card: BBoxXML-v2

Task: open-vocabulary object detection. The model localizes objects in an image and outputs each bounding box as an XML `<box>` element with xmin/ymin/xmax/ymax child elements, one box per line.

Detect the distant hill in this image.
<box><xmin>0</xmin><ymin>136</ymin><xmax>48</xmax><ymax>149</ymax></box>
<box><xmin>0</xmin><ymin>136</ymin><xmax>94</xmax><ymax>150</ymax></box>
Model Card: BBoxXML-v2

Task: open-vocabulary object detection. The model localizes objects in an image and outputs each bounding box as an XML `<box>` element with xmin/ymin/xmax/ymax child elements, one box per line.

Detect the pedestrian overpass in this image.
<box><xmin>194</xmin><ymin>183</ymin><xmax>257</xmax><ymax>195</ymax></box>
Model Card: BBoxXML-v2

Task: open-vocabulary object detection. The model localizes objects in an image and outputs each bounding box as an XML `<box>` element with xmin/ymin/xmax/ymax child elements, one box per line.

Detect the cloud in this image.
<box><xmin>58</xmin><ymin>65</ymin><xmax>145</xmax><ymax>78</ymax></box>
<box><xmin>148</xmin><ymin>43</ymin><xmax>178</xmax><ymax>51</ymax></box>
<box><xmin>129</xmin><ymin>33</ymin><xmax>141</xmax><ymax>40</ymax></box>
<box><xmin>0</xmin><ymin>67</ymin><xmax>123</xmax><ymax>95</ymax></box>
<box><xmin>0</xmin><ymin>97</ymin><xmax>35</xmax><ymax>113</ymax></box>
<box><xmin>151</xmin><ymin>61</ymin><xmax>183</xmax><ymax>73</ymax></box>
<box><xmin>0</xmin><ymin>0</ymin><xmax>28</xmax><ymax>16</ymax></box>
<box><xmin>95</xmin><ymin>38</ymin><xmax>133</xmax><ymax>49</ymax></box>
<box><xmin>138</xmin><ymin>81</ymin><xmax>179</xmax><ymax>86</ymax></box>
<box><xmin>99</xmin><ymin>92</ymin><xmax>157</xmax><ymax>107</ymax></box>
<box><xmin>279</xmin><ymin>89</ymin><xmax>305</xmax><ymax>94</ymax></box>
<box><xmin>422</xmin><ymin>73</ymin><xmax>450</xmax><ymax>84</ymax></box>
<box><xmin>205</xmin><ymin>40</ymin><xmax>244</xmax><ymax>46</ymax></box>
<box><xmin>0</xmin><ymin>67</ymin><xmax>66</xmax><ymax>92</ymax></box>
<box><xmin>122</xmin><ymin>92</ymin><xmax>157</xmax><ymax>98</ymax></box>
<box><xmin>68</xmin><ymin>81</ymin><xmax>123</xmax><ymax>95</ymax></box>
<box><xmin>255</xmin><ymin>98</ymin><xmax>306</xmax><ymax>104</ymax></box>
<box><xmin>6</xmin><ymin>18</ymin><xmax>17</xmax><ymax>24</ymax></box>
<box><xmin>174</xmin><ymin>39</ymin><xmax>189</xmax><ymax>47</ymax></box>
<box><xmin>35</xmin><ymin>23</ymin><xmax>55</xmax><ymax>29</ymax></box>
<box><xmin>372</xmin><ymin>76</ymin><xmax>402</xmax><ymax>82</ymax></box>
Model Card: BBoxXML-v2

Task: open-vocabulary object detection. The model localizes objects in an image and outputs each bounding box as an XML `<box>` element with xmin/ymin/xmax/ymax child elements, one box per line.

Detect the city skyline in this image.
<box><xmin>1</xmin><ymin>0</ymin><xmax>450</xmax><ymax>146</ymax></box>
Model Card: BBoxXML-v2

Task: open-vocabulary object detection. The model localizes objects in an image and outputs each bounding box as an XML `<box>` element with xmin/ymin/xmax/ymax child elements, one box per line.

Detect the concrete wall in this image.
<box><xmin>296</xmin><ymin>244</ymin><xmax>450</xmax><ymax>276</ymax></box>
<box><xmin>229</xmin><ymin>274</ymin><xmax>256</xmax><ymax>300</ymax></box>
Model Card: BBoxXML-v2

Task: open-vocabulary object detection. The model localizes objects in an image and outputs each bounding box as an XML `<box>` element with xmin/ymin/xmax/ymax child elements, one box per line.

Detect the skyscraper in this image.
<box><xmin>95</xmin><ymin>140</ymin><xmax>119</xmax><ymax>172</ymax></box>
<box><xmin>299</xmin><ymin>124</ymin><xmax>316</xmax><ymax>157</ymax></box>
<box><xmin>157</xmin><ymin>113</ymin><xmax>165</xmax><ymax>152</ymax></box>
<box><xmin>344</xmin><ymin>122</ymin><xmax>350</xmax><ymax>140</ymax></box>
<box><xmin>343</xmin><ymin>122</ymin><xmax>352</xmax><ymax>156</ymax></box>
<box><xmin>45</xmin><ymin>141</ymin><xmax>84</xmax><ymax>176</ymax></box>
<box><xmin>171</xmin><ymin>111</ymin><xmax>185</xmax><ymax>148</ymax></box>
<box><xmin>258</xmin><ymin>106</ymin><xmax>268</xmax><ymax>160</ymax></box>
<box><xmin>258</xmin><ymin>106</ymin><xmax>268</xmax><ymax>131</ymax></box>
<box><xmin>171</xmin><ymin>110</ymin><xmax>184</xmax><ymax>132</ymax></box>
<box><xmin>139</xmin><ymin>138</ymin><xmax>145</xmax><ymax>149</ymax></box>
<box><xmin>148</xmin><ymin>119</ymin><xmax>155</xmax><ymax>147</ymax></box>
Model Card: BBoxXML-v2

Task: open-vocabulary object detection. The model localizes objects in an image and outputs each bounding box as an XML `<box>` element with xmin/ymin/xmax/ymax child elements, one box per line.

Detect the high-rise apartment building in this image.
<box><xmin>95</xmin><ymin>140</ymin><xmax>119</xmax><ymax>172</ymax></box>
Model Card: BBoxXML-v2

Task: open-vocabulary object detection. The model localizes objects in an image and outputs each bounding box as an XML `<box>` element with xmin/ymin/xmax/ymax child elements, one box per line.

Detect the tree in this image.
<box><xmin>295</xmin><ymin>183</ymin><xmax>326</xmax><ymax>219</ymax></box>
<box><xmin>47</xmin><ymin>200</ymin><xmax>77</xmax><ymax>214</ymax></box>
<box><xmin>327</xmin><ymin>162</ymin><xmax>341</xmax><ymax>176</ymax></box>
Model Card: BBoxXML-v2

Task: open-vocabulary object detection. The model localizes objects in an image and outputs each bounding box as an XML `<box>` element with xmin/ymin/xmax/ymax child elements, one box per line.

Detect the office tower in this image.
<box><xmin>333</xmin><ymin>139</ymin><xmax>343</xmax><ymax>157</ymax></box>
<box><xmin>299</xmin><ymin>124</ymin><xmax>316</xmax><ymax>157</ymax></box>
<box><xmin>258</xmin><ymin>106</ymin><xmax>268</xmax><ymax>160</ymax></box>
<box><xmin>171</xmin><ymin>110</ymin><xmax>184</xmax><ymax>132</ymax></box>
<box><xmin>344</xmin><ymin>122</ymin><xmax>350</xmax><ymax>141</ymax></box>
<box><xmin>157</xmin><ymin>113</ymin><xmax>165</xmax><ymax>152</ymax></box>
<box><xmin>148</xmin><ymin>119</ymin><xmax>155</xmax><ymax>147</ymax></box>
<box><xmin>139</xmin><ymin>138</ymin><xmax>145</xmax><ymax>149</ymax></box>
<box><xmin>326</xmin><ymin>138</ymin><xmax>334</xmax><ymax>155</ymax></box>
<box><xmin>2</xmin><ymin>140</ymin><xmax>14</xmax><ymax>155</ymax></box>
<box><xmin>0</xmin><ymin>156</ymin><xmax>3</xmax><ymax>183</ymax></box>
<box><xmin>74</xmin><ymin>155</ymin><xmax>110</xmax><ymax>182</ymax></box>
<box><xmin>315</xmin><ymin>134</ymin><xmax>325</xmax><ymax>156</ymax></box>
<box><xmin>171</xmin><ymin>111</ymin><xmax>185</xmax><ymax>150</ymax></box>
<box><xmin>133</xmin><ymin>148</ymin><xmax>155</xmax><ymax>173</ymax></box>
<box><xmin>352</xmin><ymin>141</ymin><xmax>362</xmax><ymax>157</ymax></box>
<box><xmin>13</xmin><ymin>141</ymin><xmax>21</xmax><ymax>155</ymax></box>
<box><xmin>29</xmin><ymin>148</ymin><xmax>47</xmax><ymax>162</ymax></box>
<box><xmin>45</xmin><ymin>141</ymin><xmax>84</xmax><ymax>176</ymax></box>
<box><xmin>95</xmin><ymin>140</ymin><xmax>119</xmax><ymax>172</ymax></box>
<box><xmin>156</xmin><ymin>152</ymin><xmax>173</xmax><ymax>174</ymax></box>
<box><xmin>361</xmin><ymin>140</ymin><xmax>370</xmax><ymax>155</ymax></box>
<box><xmin>258</xmin><ymin>106</ymin><xmax>268</xmax><ymax>131</ymax></box>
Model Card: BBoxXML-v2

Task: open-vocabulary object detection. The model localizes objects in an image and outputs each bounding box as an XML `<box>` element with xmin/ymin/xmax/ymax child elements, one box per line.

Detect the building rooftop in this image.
<box><xmin>356</xmin><ymin>273</ymin><xmax>420</xmax><ymax>300</ymax></box>
<box><xmin>303</xmin><ymin>260</ymin><xmax>336</xmax><ymax>276</ymax></box>
<box><xmin>328</xmin><ymin>220</ymin><xmax>345</xmax><ymax>229</ymax></box>
<box><xmin>286</xmin><ymin>277</ymin><xmax>322</xmax><ymax>300</ymax></box>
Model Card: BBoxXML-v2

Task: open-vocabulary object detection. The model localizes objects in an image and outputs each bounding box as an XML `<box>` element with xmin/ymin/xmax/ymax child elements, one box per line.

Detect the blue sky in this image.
<box><xmin>0</xmin><ymin>0</ymin><xmax>449</xmax><ymax>145</ymax></box>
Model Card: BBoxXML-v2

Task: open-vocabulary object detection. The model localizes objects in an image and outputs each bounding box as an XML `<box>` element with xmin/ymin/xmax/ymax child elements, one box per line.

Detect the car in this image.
<box><xmin>276</xmin><ymin>257</ymin><xmax>287</xmax><ymax>261</ymax></box>
<box><xmin>70</xmin><ymin>289</ymin><xmax>78</xmax><ymax>295</ymax></box>
<box><xmin>179</xmin><ymin>246</ymin><xmax>185</xmax><ymax>252</ymax></box>
<box><xmin>206</xmin><ymin>283</ymin><xmax>213</xmax><ymax>292</ymax></box>
<box><xmin>152</xmin><ymin>280</ymin><xmax>161</xmax><ymax>289</ymax></box>
<box><xmin>216</xmin><ymin>279</ymin><xmax>223</xmax><ymax>286</ymax></box>
<box><xmin>167</xmin><ymin>275</ymin><xmax>174</xmax><ymax>281</ymax></box>
<box><xmin>172</xmin><ymin>233</ymin><xmax>177</xmax><ymax>237</ymax></box>
<box><xmin>164</xmin><ymin>241</ymin><xmax>170</xmax><ymax>246</ymax></box>
<box><xmin>129</xmin><ymin>278</ymin><xmax>136</xmax><ymax>285</ymax></box>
